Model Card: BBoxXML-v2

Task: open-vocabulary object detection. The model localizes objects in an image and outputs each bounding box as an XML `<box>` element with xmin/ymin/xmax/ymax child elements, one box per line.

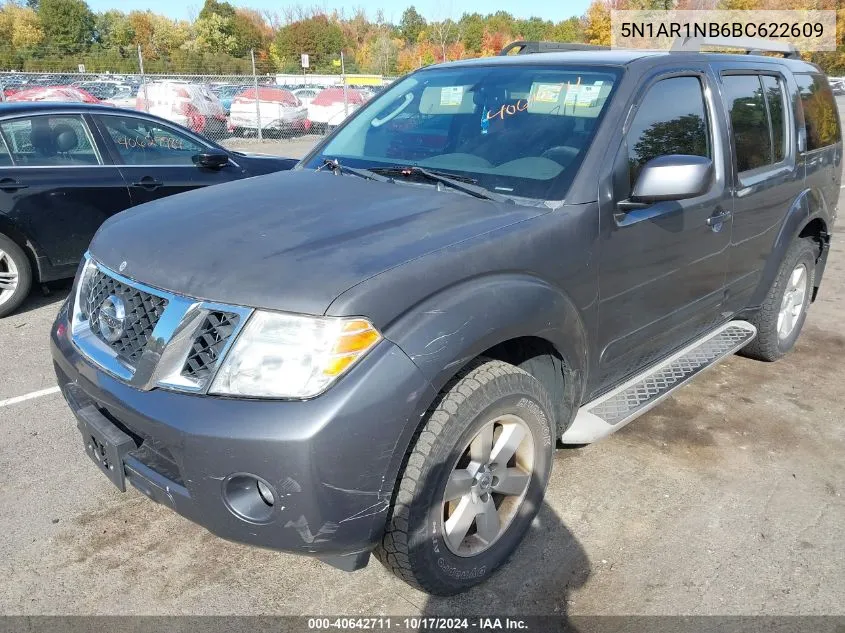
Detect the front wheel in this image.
<box><xmin>375</xmin><ymin>358</ymin><xmax>555</xmax><ymax>595</ymax></box>
<box><xmin>740</xmin><ymin>237</ymin><xmax>817</xmax><ymax>361</ymax></box>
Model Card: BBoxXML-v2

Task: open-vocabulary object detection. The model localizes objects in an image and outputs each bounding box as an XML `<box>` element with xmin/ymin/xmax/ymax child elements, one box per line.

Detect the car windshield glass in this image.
<box><xmin>307</xmin><ymin>64</ymin><xmax>620</xmax><ymax>201</ymax></box>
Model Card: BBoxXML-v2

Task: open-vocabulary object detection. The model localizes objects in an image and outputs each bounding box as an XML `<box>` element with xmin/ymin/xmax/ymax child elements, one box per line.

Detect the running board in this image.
<box><xmin>561</xmin><ymin>320</ymin><xmax>757</xmax><ymax>444</ymax></box>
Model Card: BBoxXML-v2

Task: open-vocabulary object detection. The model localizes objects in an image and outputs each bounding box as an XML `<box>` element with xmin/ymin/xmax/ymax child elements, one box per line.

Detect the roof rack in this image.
<box><xmin>670</xmin><ymin>36</ymin><xmax>800</xmax><ymax>59</ymax></box>
<box><xmin>499</xmin><ymin>41</ymin><xmax>611</xmax><ymax>56</ymax></box>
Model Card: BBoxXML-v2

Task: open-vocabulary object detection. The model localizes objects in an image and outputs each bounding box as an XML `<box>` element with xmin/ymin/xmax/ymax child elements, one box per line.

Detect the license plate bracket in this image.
<box><xmin>76</xmin><ymin>405</ymin><xmax>136</xmax><ymax>491</ymax></box>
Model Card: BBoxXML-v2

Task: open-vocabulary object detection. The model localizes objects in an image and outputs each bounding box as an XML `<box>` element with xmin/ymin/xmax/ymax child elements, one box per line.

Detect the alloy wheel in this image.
<box><xmin>0</xmin><ymin>248</ymin><xmax>18</xmax><ymax>307</ymax></box>
<box><xmin>441</xmin><ymin>414</ymin><xmax>534</xmax><ymax>557</ymax></box>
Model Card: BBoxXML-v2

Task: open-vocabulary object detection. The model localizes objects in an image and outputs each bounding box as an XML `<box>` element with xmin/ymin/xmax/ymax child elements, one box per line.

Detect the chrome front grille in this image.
<box><xmin>82</xmin><ymin>268</ymin><xmax>168</xmax><ymax>365</ymax></box>
<box><xmin>71</xmin><ymin>255</ymin><xmax>251</xmax><ymax>393</ymax></box>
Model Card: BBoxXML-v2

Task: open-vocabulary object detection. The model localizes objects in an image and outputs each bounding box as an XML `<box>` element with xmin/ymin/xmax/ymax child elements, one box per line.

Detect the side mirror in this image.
<box><xmin>620</xmin><ymin>155</ymin><xmax>713</xmax><ymax>210</ymax></box>
<box><xmin>193</xmin><ymin>151</ymin><xmax>230</xmax><ymax>170</ymax></box>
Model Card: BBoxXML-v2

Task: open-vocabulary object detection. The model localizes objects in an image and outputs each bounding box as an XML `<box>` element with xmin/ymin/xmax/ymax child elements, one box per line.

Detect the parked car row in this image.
<box><xmin>0</xmin><ymin>102</ymin><xmax>297</xmax><ymax>316</ymax></box>
<box><xmin>2</xmin><ymin>76</ymin><xmax>375</xmax><ymax>139</ymax></box>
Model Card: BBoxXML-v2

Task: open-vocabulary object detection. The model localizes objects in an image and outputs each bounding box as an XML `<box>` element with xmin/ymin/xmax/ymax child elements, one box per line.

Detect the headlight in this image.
<box><xmin>210</xmin><ymin>311</ymin><xmax>382</xmax><ymax>399</ymax></box>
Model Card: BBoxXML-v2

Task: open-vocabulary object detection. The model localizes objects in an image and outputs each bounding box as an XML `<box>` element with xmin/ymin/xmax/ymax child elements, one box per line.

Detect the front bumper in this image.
<box><xmin>51</xmin><ymin>301</ymin><xmax>436</xmax><ymax>570</ymax></box>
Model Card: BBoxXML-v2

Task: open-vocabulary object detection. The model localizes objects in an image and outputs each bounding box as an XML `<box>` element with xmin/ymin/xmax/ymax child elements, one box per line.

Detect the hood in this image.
<box><xmin>89</xmin><ymin>170</ymin><xmax>545</xmax><ymax>316</ymax></box>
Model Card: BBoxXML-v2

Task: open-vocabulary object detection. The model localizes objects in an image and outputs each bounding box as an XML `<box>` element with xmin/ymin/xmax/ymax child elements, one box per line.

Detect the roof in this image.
<box><xmin>427</xmin><ymin>49</ymin><xmax>820</xmax><ymax>72</ymax></box>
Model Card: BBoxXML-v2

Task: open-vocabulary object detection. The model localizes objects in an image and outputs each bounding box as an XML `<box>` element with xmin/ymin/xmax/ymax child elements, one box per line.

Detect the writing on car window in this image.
<box><xmin>116</xmin><ymin>135</ymin><xmax>186</xmax><ymax>151</ymax></box>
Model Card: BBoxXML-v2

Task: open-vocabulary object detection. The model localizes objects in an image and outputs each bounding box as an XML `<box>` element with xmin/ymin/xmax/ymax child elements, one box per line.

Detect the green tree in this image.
<box><xmin>198</xmin><ymin>0</ymin><xmax>235</xmax><ymax>21</ymax></box>
<box><xmin>515</xmin><ymin>17</ymin><xmax>552</xmax><ymax>41</ymax></box>
<box><xmin>459</xmin><ymin>13</ymin><xmax>484</xmax><ymax>54</ymax></box>
<box><xmin>399</xmin><ymin>6</ymin><xmax>426</xmax><ymax>43</ymax></box>
<box><xmin>38</xmin><ymin>0</ymin><xmax>95</xmax><ymax>54</ymax></box>
<box><xmin>551</xmin><ymin>16</ymin><xmax>584</xmax><ymax>43</ymax></box>
<box><xmin>95</xmin><ymin>10</ymin><xmax>134</xmax><ymax>49</ymax></box>
<box><xmin>273</xmin><ymin>14</ymin><xmax>346</xmax><ymax>71</ymax></box>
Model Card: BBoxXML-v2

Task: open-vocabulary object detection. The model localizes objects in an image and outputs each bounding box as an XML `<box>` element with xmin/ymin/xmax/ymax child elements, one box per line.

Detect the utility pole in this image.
<box><xmin>251</xmin><ymin>49</ymin><xmax>263</xmax><ymax>141</ymax></box>
<box><xmin>341</xmin><ymin>51</ymin><xmax>349</xmax><ymax>118</ymax></box>
<box><xmin>138</xmin><ymin>45</ymin><xmax>149</xmax><ymax>113</ymax></box>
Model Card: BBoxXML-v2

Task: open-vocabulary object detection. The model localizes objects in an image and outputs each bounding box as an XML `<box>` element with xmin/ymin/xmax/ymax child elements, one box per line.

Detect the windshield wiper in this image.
<box><xmin>316</xmin><ymin>158</ymin><xmax>393</xmax><ymax>182</ymax></box>
<box><xmin>371</xmin><ymin>166</ymin><xmax>512</xmax><ymax>203</ymax></box>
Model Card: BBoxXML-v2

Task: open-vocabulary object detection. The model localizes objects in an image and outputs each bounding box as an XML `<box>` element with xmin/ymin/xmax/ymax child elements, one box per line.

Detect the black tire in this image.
<box><xmin>375</xmin><ymin>358</ymin><xmax>556</xmax><ymax>595</ymax></box>
<box><xmin>740</xmin><ymin>237</ymin><xmax>817</xmax><ymax>362</ymax></box>
<box><xmin>0</xmin><ymin>233</ymin><xmax>32</xmax><ymax>318</ymax></box>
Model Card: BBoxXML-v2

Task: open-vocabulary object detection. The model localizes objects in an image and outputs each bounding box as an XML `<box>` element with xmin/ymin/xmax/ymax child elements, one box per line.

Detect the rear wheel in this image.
<box><xmin>375</xmin><ymin>358</ymin><xmax>555</xmax><ymax>595</ymax></box>
<box><xmin>740</xmin><ymin>237</ymin><xmax>817</xmax><ymax>361</ymax></box>
<box><xmin>0</xmin><ymin>234</ymin><xmax>32</xmax><ymax>318</ymax></box>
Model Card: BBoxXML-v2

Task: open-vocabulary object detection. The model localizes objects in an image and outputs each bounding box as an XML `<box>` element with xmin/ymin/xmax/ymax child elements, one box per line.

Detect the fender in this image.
<box><xmin>383</xmin><ymin>273</ymin><xmax>589</xmax><ymax>417</ymax></box>
<box><xmin>0</xmin><ymin>214</ymin><xmax>46</xmax><ymax>282</ymax></box>
<box><xmin>747</xmin><ymin>188</ymin><xmax>829</xmax><ymax>309</ymax></box>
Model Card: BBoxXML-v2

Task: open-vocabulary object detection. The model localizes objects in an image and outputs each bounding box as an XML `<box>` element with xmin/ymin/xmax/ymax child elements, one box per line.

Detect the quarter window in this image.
<box><xmin>97</xmin><ymin>115</ymin><xmax>205</xmax><ymax>166</ymax></box>
<box><xmin>627</xmin><ymin>76</ymin><xmax>711</xmax><ymax>187</ymax></box>
<box><xmin>795</xmin><ymin>73</ymin><xmax>841</xmax><ymax>150</ymax></box>
<box><xmin>0</xmin><ymin>115</ymin><xmax>99</xmax><ymax>166</ymax></box>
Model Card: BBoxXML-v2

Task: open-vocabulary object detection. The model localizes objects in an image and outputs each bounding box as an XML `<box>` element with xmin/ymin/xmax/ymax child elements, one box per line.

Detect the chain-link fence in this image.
<box><xmin>0</xmin><ymin>49</ymin><xmax>390</xmax><ymax>153</ymax></box>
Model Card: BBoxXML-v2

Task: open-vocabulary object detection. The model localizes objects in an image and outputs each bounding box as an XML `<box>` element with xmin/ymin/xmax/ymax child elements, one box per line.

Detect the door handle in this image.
<box><xmin>706</xmin><ymin>209</ymin><xmax>731</xmax><ymax>230</ymax></box>
<box><xmin>0</xmin><ymin>178</ymin><xmax>28</xmax><ymax>192</ymax></box>
<box><xmin>132</xmin><ymin>177</ymin><xmax>163</xmax><ymax>191</ymax></box>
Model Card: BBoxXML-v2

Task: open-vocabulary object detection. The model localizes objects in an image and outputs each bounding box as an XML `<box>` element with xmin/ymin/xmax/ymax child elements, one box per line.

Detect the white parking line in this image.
<box><xmin>0</xmin><ymin>386</ymin><xmax>60</xmax><ymax>409</ymax></box>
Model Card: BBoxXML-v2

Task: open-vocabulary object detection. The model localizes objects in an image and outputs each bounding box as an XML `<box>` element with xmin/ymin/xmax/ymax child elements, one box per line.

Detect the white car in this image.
<box><xmin>229</xmin><ymin>87</ymin><xmax>309</xmax><ymax>137</ymax></box>
<box><xmin>307</xmin><ymin>88</ymin><xmax>366</xmax><ymax>132</ymax></box>
<box><xmin>104</xmin><ymin>86</ymin><xmax>138</xmax><ymax>109</ymax></box>
<box><xmin>292</xmin><ymin>88</ymin><xmax>319</xmax><ymax>107</ymax></box>
<box><xmin>137</xmin><ymin>81</ymin><xmax>227</xmax><ymax>138</ymax></box>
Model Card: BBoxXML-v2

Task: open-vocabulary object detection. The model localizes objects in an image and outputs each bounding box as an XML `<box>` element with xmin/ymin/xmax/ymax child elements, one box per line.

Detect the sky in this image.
<box><xmin>83</xmin><ymin>0</ymin><xmax>593</xmax><ymax>24</ymax></box>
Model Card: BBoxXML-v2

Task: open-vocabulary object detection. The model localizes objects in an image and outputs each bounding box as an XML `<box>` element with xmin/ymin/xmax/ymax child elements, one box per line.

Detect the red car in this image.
<box><xmin>7</xmin><ymin>86</ymin><xmax>104</xmax><ymax>104</ymax></box>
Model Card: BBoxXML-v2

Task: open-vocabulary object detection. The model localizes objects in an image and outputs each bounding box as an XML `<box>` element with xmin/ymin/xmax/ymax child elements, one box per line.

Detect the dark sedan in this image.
<box><xmin>0</xmin><ymin>102</ymin><xmax>297</xmax><ymax>316</ymax></box>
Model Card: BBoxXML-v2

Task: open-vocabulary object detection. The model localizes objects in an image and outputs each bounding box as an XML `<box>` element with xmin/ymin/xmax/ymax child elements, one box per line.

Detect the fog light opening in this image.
<box><xmin>256</xmin><ymin>479</ymin><xmax>275</xmax><ymax>507</ymax></box>
<box><xmin>223</xmin><ymin>473</ymin><xmax>277</xmax><ymax>523</ymax></box>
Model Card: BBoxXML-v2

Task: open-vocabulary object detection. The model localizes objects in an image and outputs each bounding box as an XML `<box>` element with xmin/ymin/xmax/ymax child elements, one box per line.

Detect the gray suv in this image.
<box><xmin>52</xmin><ymin>38</ymin><xmax>841</xmax><ymax>595</ymax></box>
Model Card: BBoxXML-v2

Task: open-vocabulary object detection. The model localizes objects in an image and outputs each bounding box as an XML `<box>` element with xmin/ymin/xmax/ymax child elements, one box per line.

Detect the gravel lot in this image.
<box><xmin>1</xmin><ymin>111</ymin><xmax>843</xmax><ymax>619</ymax></box>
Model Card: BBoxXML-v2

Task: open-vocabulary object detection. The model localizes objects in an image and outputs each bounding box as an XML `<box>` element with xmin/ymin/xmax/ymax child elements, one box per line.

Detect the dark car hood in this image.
<box><xmin>89</xmin><ymin>170</ymin><xmax>546</xmax><ymax>316</ymax></box>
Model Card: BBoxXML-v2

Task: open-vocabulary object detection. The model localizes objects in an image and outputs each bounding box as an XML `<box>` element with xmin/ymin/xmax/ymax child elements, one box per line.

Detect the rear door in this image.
<box><xmin>0</xmin><ymin>112</ymin><xmax>132</xmax><ymax>272</ymax></box>
<box><xmin>90</xmin><ymin>112</ymin><xmax>245</xmax><ymax>206</ymax></box>
<box><xmin>713</xmin><ymin>66</ymin><xmax>805</xmax><ymax>312</ymax></box>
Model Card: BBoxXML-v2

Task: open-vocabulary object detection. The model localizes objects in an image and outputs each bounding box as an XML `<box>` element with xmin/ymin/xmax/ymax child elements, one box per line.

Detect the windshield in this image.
<box><xmin>306</xmin><ymin>64</ymin><xmax>620</xmax><ymax>201</ymax></box>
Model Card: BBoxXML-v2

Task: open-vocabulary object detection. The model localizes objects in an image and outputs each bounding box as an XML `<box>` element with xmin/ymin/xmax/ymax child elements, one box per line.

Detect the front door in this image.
<box><xmin>91</xmin><ymin>113</ymin><xmax>243</xmax><ymax>206</ymax></box>
<box><xmin>592</xmin><ymin>70</ymin><xmax>732</xmax><ymax>394</ymax></box>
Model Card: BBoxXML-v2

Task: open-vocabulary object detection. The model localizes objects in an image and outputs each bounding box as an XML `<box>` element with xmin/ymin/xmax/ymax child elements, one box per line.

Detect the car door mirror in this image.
<box><xmin>620</xmin><ymin>155</ymin><xmax>713</xmax><ymax>210</ymax></box>
<box><xmin>193</xmin><ymin>152</ymin><xmax>229</xmax><ymax>170</ymax></box>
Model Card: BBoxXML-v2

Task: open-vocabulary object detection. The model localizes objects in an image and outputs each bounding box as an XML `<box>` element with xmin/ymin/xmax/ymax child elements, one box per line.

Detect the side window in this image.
<box><xmin>97</xmin><ymin>115</ymin><xmax>205</xmax><ymax>166</ymax></box>
<box><xmin>796</xmin><ymin>73</ymin><xmax>841</xmax><ymax>150</ymax></box>
<box><xmin>761</xmin><ymin>76</ymin><xmax>786</xmax><ymax>163</ymax></box>
<box><xmin>627</xmin><ymin>76</ymin><xmax>711</xmax><ymax>187</ymax></box>
<box><xmin>722</xmin><ymin>75</ymin><xmax>771</xmax><ymax>173</ymax></box>
<box><xmin>0</xmin><ymin>115</ymin><xmax>100</xmax><ymax>167</ymax></box>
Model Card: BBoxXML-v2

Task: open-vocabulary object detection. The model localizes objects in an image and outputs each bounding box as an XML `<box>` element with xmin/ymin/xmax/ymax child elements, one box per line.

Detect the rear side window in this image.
<box><xmin>627</xmin><ymin>76</ymin><xmax>711</xmax><ymax>187</ymax></box>
<box><xmin>0</xmin><ymin>115</ymin><xmax>100</xmax><ymax>167</ymax></box>
<box><xmin>722</xmin><ymin>75</ymin><xmax>776</xmax><ymax>173</ymax></box>
<box><xmin>795</xmin><ymin>73</ymin><xmax>841</xmax><ymax>150</ymax></box>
